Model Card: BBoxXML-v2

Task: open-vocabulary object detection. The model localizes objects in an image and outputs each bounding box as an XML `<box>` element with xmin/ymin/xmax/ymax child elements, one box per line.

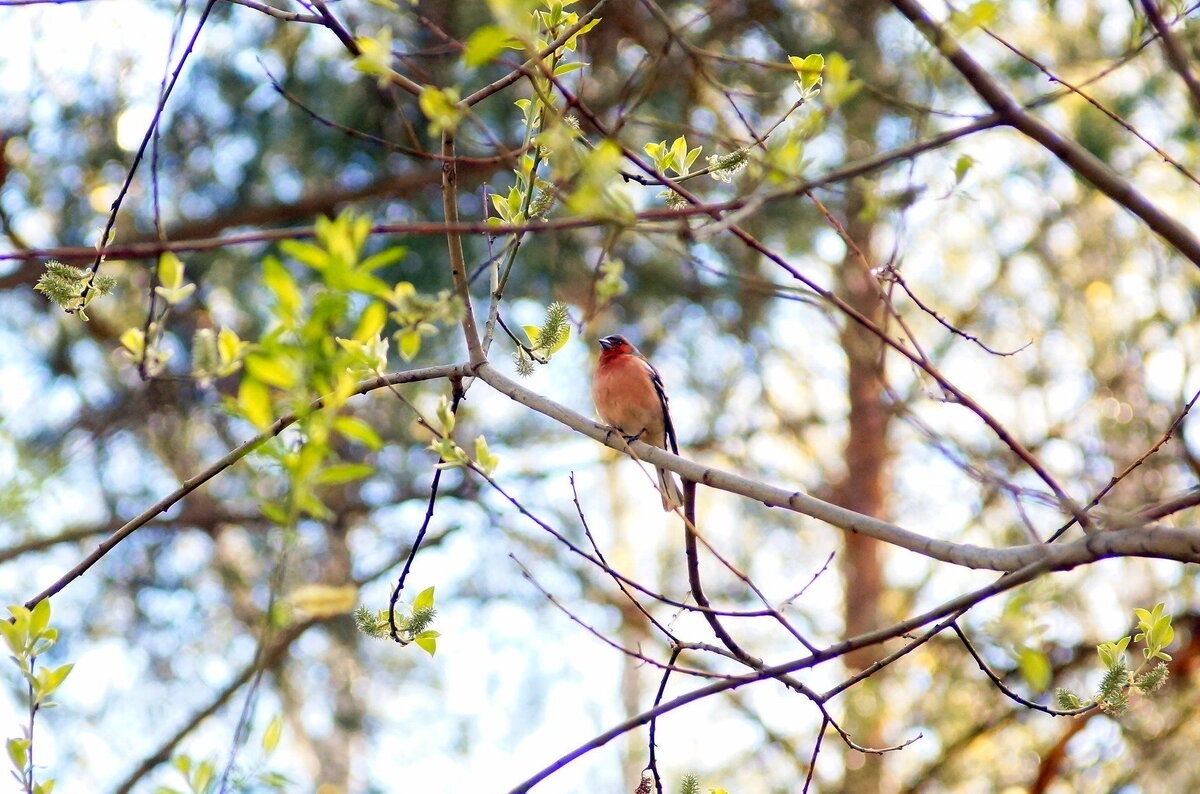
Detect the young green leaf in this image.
<box><xmin>262</xmin><ymin>714</ymin><xmax>283</xmax><ymax>754</ymax></box>
<box><xmin>314</xmin><ymin>463</ymin><xmax>374</xmax><ymax>486</ymax></box>
<box><xmin>237</xmin><ymin>378</ymin><xmax>273</xmax><ymax>429</ymax></box>
<box><xmin>414</xmin><ymin>630</ymin><xmax>439</xmax><ymax>656</ymax></box>
<box><xmin>333</xmin><ymin>416</ymin><xmax>384</xmax><ymax>450</ymax></box>
<box><xmin>413</xmin><ymin>586</ymin><xmax>436</xmax><ymax>612</ymax></box>
<box><xmin>463</xmin><ymin>25</ymin><xmax>515</xmax><ymax>66</ymax></box>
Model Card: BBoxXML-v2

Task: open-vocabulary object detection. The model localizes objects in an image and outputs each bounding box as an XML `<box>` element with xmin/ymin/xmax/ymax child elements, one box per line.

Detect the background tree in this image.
<box><xmin>4</xmin><ymin>0</ymin><xmax>1200</xmax><ymax>792</ymax></box>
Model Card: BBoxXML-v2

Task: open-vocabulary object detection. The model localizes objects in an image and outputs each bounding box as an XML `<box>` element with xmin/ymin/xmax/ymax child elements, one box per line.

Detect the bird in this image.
<box><xmin>592</xmin><ymin>334</ymin><xmax>684</xmax><ymax>511</ymax></box>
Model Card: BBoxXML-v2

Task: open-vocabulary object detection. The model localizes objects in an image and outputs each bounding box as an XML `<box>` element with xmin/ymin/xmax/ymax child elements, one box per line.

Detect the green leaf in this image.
<box><xmin>414</xmin><ymin>629</ymin><xmax>439</xmax><ymax>656</ymax></box>
<box><xmin>257</xmin><ymin>771</ymin><xmax>292</xmax><ymax>790</ymax></box>
<box><xmin>954</xmin><ymin>155</ymin><xmax>975</xmax><ymax>184</ymax></box>
<box><xmin>358</xmin><ymin>245</ymin><xmax>408</xmax><ymax>273</ymax></box>
<box><xmin>314</xmin><ymin>463</ymin><xmax>375</xmax><ymax>486</ymax></box>
<box><xmin>418</xmin><ymin>85</ymin><xmax>464</xmax><ymax>136</ymax></box>
<box><xmin>119</xmin><ymin>327</ymin><xmax>146</xmax><ymax>358</ymax></box>
<box><xmin>158</xmin><ymin>251</ymin><xmax>185</xmax><ymax>290</ymax></box>
<box><xmin>397</xmin><ymin>328</ymin><xmax>422</xmax><ymax>361</ymax></box>
<box><xmin>334</xmin><ymin>416</ymin><xmax>384</xmax><ymax>450</ymax></box>
<box><xmin>244</xmin><ymin>354</ymin><xmax>297</xmax><ymax>389</ymax></box>
<box><xmin>261</xmin><ymin>714</ymin><xmax>283</xmax><ymax>754</ymax></box>
<box><xmin>553</xmin><ymin>61</ymin><xmax>587</xmax><ymax>76</ymax></box>
<box><xmin>154</xmin><ymin>282</ymin><xmax>196</xmax><ymax>306</ymax></box>
<box><xmin>262</xmin><ymin>258</ymin><xmax>302</xmax><ymax>322</ymax></box>
<box><xmin>1017</xmin><ymin>647</ymin><xmax>1051</xmax><ymax>692</ymax></box>
<box><xmin>7</xmin><ymin>737</ymin><xmax>29</xmax><ymax>771</ymax></box>
<box><xmin>30</xmin><ymin>597</ymin><xmax>51</xmax><ymax>637</ymax></box>
<box><xmin>353</xmin><ymin>301</ymin><xmax>388</xmax><ymax>342</ymax></box>
<box><xmin>279</xmin><ymin>240</ymin><xmax>331</xmax><ymax>272</ymax></box>
<box><xmin>260</xmin><ymin>501</ymin><xmax>289</xmax><ymax>525</ymax></box>
<box><xmin>0</xmin><ymin>619</ymin><xmax>21</xmax><ymax>656</ymax></box>
<box><xmin>435</xmin><ymin>395</ymin><xmax>456</xmax><ymax>435</ymax></box>
<box><xmin>463</xmin><ymin>25</ymin><xmax>514</xmax><ymax>67</ymax></box>
<box><xmin>216</xmin><ymin>327</ymin><xmax>246</xmax><ymax>370</ymax></box>
<box><xmin>37</xmin><ymin>662</ymin><xmax>74</xmax><ymax>698</ymax></box>
<box><xmin>238</xmin><ymin>377</ymin><xmax>273</xmax><ymax>429</ymax></box>
<box><xmin>154</xmin><ymin>252</ymin><xmax>195</xmax><ymax>305</ymax></box>
<box><xmin>413</xmin><ymin>586</ymin><xmax>436</xmax><ymax>612</ymax></box>
<box><xmin>352</xmin><ymin>28</ymin><xmax>396</xmax><ymax>87</ymax></box>
<box><xmin>789</xmin><ymin>53</ymin><xmax>824</xmax><ymax>92</ymax></box>
<box><xmin>474</xmin><ymin>434</ymin><xmax>499</xmax><ymax>475</ymax></box>
<box><xmin>190</xmin><ymin>759</ymin><xmax>213</xmax><ymax>794</ymax></box>
<box><xmin>8</xmin><ymin>605</ymin><xmax>31</xmax><ymax>633</ymax></box>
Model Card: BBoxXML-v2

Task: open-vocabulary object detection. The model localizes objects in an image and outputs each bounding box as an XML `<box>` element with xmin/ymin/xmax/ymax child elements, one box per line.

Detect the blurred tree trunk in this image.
<box><xmin>827</xmin><ymin>1</ymin><xmax>892</xmax><ymax>791</ymax></box>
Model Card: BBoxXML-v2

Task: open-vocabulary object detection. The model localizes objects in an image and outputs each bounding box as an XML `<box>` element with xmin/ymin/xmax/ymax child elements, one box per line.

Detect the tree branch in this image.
<box><xmin>505</xmin><ymin>557</ymin><xmax>1059</xmax><ymax>793</ymax></box>
<box><xmin>888</xmin><ymin>0</ymin><xmax>1200</xmax><ymax>269</ymax></box>
<box><xmin>476</xmin><ymin>361</ymin><xmax>1200</xmax><ymax>572</ymax></box>
<box><xmin>441</xmin><ymin>131</ymin><xmax>486</xmax><ymax>364</ymax></box>
<box><xmin>1139</xmin><ymin>0</ymin><xmax>1200</xmax><ymax>116</ymax></box>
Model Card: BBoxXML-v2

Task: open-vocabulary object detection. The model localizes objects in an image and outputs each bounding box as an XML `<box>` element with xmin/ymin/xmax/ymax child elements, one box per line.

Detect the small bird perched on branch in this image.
<box><xmin>592</xmin><ymin>334</ymin><xmax>684</xmax><ymax>511</ymax></box>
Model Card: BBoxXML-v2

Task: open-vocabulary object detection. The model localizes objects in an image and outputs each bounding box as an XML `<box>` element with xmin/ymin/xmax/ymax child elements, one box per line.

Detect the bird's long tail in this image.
<box><xmin>657</xmin><ymin>466</ymin><xmax>684</xmax><ymax>512</ymax></box>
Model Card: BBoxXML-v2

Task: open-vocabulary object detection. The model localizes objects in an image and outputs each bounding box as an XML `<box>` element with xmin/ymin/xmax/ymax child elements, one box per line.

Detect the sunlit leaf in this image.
<box><xmin>237</xmin><ymin>377</ymin><xmax>273</xmax><ymax>429</ymax></box>
<box><xmin>413</xmin><ymin>586</ymin><xmax>436</xmax><ymax>612</ymax></box>
<box><xmin>463</xmin><ymin>25</ymin><xmax>514</xmax><ymax>66</ymax></box>
<box><xmin>334</xmin><ymin>416</ymin><xmax>384</xmax><ymax>450</ymax></box>
<box><xmin>314</xmin><ymin>462</ymin><xmax>375</xmax><ymax>486</ymax></box>
<box><xmin>261</xmin><ymin>714</ymin><xmax>283</xmax><ymax>754</ymax></box>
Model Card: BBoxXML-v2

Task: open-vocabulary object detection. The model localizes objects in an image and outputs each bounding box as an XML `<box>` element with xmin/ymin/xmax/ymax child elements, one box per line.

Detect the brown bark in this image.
<box><xmin>827</xmin><ymin>3</ymin><xmax>891</xmax><ymax>791</ymax></box>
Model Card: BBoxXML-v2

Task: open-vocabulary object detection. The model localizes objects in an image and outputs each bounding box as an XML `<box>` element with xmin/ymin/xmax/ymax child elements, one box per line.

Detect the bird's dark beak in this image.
<box><xmin>598</xmin><ymin>337</ymin><xmax>613</xmax><ymax>351</ymax></box>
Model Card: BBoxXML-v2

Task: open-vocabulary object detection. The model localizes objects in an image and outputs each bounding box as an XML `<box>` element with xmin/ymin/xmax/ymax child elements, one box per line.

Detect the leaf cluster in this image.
<box><xmin>3</xmin><ymin>600</ymin><xmax>73</xmax><ymax>794</ymax></box>
<box><xmin>34</xmin><ymin>260</ymin><xmax>115</xmax><ymax>321</ymax></box>
<box><xmin>354</xmin><ymin>586</ymin><xmax>440</xmax><ymax>656</ymax></box>
<box><xmin>1055</xmin><ymin>603</ymin><xmax>1174</xmax><ymax>717</ymax></box>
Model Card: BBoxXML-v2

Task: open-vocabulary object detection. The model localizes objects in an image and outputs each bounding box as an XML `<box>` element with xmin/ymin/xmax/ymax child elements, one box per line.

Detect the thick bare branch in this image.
<box><xmin>889</xmin><ymin>0</ymin><xmax>1200</xmax><ymax>269</ymax></box>
<box><xmin>477</xmin><ymin>362</ymin><xmax>1200</xmax><ymax>572</ymax></box>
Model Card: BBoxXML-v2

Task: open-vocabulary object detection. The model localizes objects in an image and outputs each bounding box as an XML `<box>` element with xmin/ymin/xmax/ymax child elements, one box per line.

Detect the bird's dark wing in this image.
<box><xmin>646</xmin><ymin>361</ymin><xmax>679</xmax><ymax>455</ymax></box>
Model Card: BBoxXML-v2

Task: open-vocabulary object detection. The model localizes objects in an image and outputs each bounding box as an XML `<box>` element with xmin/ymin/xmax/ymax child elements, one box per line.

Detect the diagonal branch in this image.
<box><xmin>505</xmin><ymin>557</ymin><xmax>1059</xmax><ymax>793</ymax></box>
<box><xmin>21</xmin><ymin>364</ymin><xmax>468</xmax><ymax>612</ymax></box>
<box><xmin>111</xmin><ymin>617</ymin><xmax>323</xmax><ymax>794</ymax></box>
<box><xmin>1139</xmin><ymin>0</ymin><xmax>1200</xmax><ymax>116</ymax></box>
<box><xmin>888</xmin><ymin>0</ymin><xmax>1200</xmax><ymax>269</ymax></box>
<box><xmin>476</xmin><ymin>361</ymin><xmax>1200</xmax><ymax>572</ymax></box>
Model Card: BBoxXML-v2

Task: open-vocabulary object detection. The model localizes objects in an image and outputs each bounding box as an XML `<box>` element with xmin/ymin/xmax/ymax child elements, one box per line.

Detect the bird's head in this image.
<box><xmin>598</xmin><ymin>334</ymin><xmax>636</xmax><ymax>355</ymax></box>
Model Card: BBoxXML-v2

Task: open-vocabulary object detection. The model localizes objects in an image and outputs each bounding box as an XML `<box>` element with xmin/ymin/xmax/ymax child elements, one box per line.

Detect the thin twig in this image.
<box><xmin>801</xmin><ymin>716</ymin><xmax>828</xmax><ymax>794</ymax></box>
<box><xmin>570</xmin><ymin>474</ymin><xmax>678</xmax><ymax>642</ymax></box>
<box><xmin>505</xmin><ymin>557</ymin><xmax>1059</xmax><ymax>793</ymax></box>
<box><xmin>386</xmin><ymin>377</ymin><xmax>464</xmax><ymax>641</ymax></box>
<box><xmin>880</xmin><ymin>264</ymin><xmax>1032</xmax><ymax>357</ymax></box>
<box><xmin>951</xmin><ymin>622</ymin><xmax>1092</xmax><ymax>717</ymax></box>
<box><xmin>79</xmin><ymin>0</ymin><xmax>221</xmax><ymax>306</ymax></box>
<box><xmin>1047</xmin><ymin>387</ymin><xmax>1200</xmax><ymax>541</ymax></box>
<box><xmin>647</xmin><ymin>645</ymin><xmax>682</xmax><ymax>794</ymax></box>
